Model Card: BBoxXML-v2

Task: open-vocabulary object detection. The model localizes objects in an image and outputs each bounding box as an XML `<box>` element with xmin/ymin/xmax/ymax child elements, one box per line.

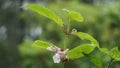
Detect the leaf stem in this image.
<box><xmin>67</xmin><ymin>19</ymin><xmax>71</xmax><ymax>32</ymax></box>
<box><xmin>64</xmin><ymin>36</ymin><xmax>67</xmax><ymax>49</ymax></box>
<box><xmin>108</xmin><ymin>59</ymin><xmax>114</xmax><ymax>68</ymax></box>
<box><xmin>63</xmin><ymin>19</ymin><xmax>71</xmax><ymax>49</ymax></box>
<box><xmin>63</xmin><ymin>18</ymin><xmax>71</xmax><ymax>68</ymax></box>
<box><xmin>61</xmin><ymin>62</ymin><xmax>65</xmax><ymax>68</ymax></box>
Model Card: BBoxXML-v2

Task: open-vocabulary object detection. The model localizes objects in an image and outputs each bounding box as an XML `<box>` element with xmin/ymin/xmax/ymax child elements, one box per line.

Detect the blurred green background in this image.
<box><xmin>0</xmin><ymin>0</ymin><xmax>120</xmax><ymax>68</ymax></box>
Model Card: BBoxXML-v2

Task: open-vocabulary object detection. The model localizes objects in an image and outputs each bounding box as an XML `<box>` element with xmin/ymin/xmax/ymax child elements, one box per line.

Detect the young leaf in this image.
<box><xmin>32</xmin><ymin>40</ymin><xmax>55</xmax><ymax>49</ymax></box>
<box><xmin>74</xmin><ymin>32</ymin><xmax>99</xmax><ymax>47</ymax></box>
<box><xmin>19</xmin><ymin>40</ymin><xmax>46</xmax><ymax>56</ymax></box>
<box><xmin>67</xmin><ymin>44</ymin><xmax>96</xmax><ymax>59</ymax></box>
<box><xmin>23</xmin><ymin>4</ymin><xmax>63</xmax><ymax>27</ymax></box>
<box><xmin>99</xmin><ymin>47</ymin><xmax>120</xmax><ymax>61</ymax></box>
<box><xmin>109</xmin><ymin>47</ymin><xmax>120</xmax><ymax>61</ymax></box>
<box><xmin>62</xmin><ymin>9</ymin><xmax>84</xmax><ymax>22</ymax></box>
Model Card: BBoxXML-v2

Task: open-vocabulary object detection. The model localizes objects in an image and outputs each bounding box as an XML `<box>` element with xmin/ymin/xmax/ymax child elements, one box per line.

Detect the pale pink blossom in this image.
<box><xmin>47</xmin><ymin>46</ymin><xmax>61</xmax><ymax>52</ymax></box>
<box><xmin>53</xmin><ymin>53</ymin><xmax>61</xmax><ymax>63</ymax></box>
<box><xmin>47</xmin><ymin>46</ymin><xmax>69</xmax><ymax>63</ymax></box>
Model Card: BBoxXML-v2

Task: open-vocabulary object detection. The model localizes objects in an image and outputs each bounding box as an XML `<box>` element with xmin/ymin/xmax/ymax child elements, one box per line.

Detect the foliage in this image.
<box><xmin>32</xmin><ymin>40</ymin><xmax>55</xmax><ymax>48</ymax></box>
<box><xmin>67</xmin><ymin>32</ymin><xmax>99</xmax><ymax>59</ymax></box>
<box><xmin>19</xmin><ymin>40</ymin><xmax>46</xmax><ymax>57</ymax></box>
<box><xmin>0</xmin><ymin>0</ymin><xmax>120</xmax><ymax>68</ymax></box>
<box><xmin>23</xmin><ymin>4</ymin><xmax>63</xmax><ymax>27</ymax></box>
<box><xmin>62</xmin><ymin>9</ymin><xmax>84</xmax><ymax>22</ymax></box>
<box><xmin>100</xmin><ymin>47</ymin><xmax>120</xmax><ymax>61</ymax></box>
<box><xmin>67</xmin><ymin>44</ymin><xmax>96</xmax><ymax>59</ymax></box>
<box><xmin>23</xmin><ymin>4</ymin><xmax>100</xmax><ymax>68</ymax></box>
<box><xmin>20</xmin><ymin>0</ymin><xmax>120</xmax><ymax>67</ymax></box>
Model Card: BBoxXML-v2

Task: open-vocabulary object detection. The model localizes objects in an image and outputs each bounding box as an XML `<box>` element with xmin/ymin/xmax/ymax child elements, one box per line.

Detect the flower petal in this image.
<box><xmin>47</xmin><ymin>46</ymin><xmax>61</xmax><ymax>52</ymax></box>
<box><xmin>47</xmin><ymin>46</ymin><xmax>54</xmax><ymax>51</ymax></box>
<box><xmin>53</xmin><ymin>53</ymin><xmax>61</xmax><ymax>63</ymax></box>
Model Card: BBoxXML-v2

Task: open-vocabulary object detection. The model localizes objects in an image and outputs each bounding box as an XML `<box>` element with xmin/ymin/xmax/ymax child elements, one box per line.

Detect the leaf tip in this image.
<box><xmin>32</xmin><ymin>40</ymin><xmax>39</xmax><ymax>46</ymax></box>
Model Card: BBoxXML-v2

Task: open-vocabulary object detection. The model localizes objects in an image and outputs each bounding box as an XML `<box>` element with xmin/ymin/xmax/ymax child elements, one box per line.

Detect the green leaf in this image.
<box><xmin>67</xmin><ymin>44</ymin><xmax>96</xmax><ymax>59</ymax></box>
<box><xmin>23</xmin><ymin>4</ymin><xmax>63</xmax><ymax>27</ymax></box>
<box><xmin>32</xmin><ymin>40</ymin><xmax>55</xmax><ymax>49</ymax></box>
<box><xmin>19</xmin><ymin>40</ymin><xmax>46</xmax><ymax>57</ymax></box>
<box><xmin>83</xmin><ymin>53</ymin><xmax>102</xmax><ymax>68</ymax></box>
<box><xmin>99</xmin><ymin>47</ymin><xmax>120</xmax><ymax>61</ymax></box>
<box><xmin>74</xmin><ymin>32</ymin><xmax>99</xmax><ymax>47</ymax></box>
<box><xmin>110</xmin><ymin>47</ymin><xmax>120</xmax><ymax>61</ymax></box>
<box><xmin>99</xmin><ymin>48</ymin><xmax>109</xmax><ymax>55</ymax></box>
<box><xmin>62</xmin><ymin>9</ymin><xmax>84</xmax><ymax>22</ymax></box>
<box><xmin>67</xmin><ymin>32</ymin><xmax>98</xmax><ymax>59</ymax></box>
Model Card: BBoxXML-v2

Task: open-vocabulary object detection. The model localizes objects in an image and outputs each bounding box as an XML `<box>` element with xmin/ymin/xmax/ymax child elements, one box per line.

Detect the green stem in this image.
<box><xmin>108</xmin><ymin>59</ymin><xmax>114</xmax><ymax>68</ymax></box>
<box><xmin>64</xmin><ymin>36</ymin><xmax>67</xmax><ymax>49</ymax></box>
<box><xmin>63</xmin><ymin>19</ymin><xmax>71</xmax><ymax>68</ymax></box>
<box><xmin>61</xmin><ymin>62</ymin><xmax>65</xmax><ymax>68</ymax></box>
<box><xmin>67</xmin><ymin>19</ymin><xmax>71</xmax><ymax>32</ymax></box>
<box><xmin>64</xmin><ymin>19</ymin><xmax>71</xmax><ymax>49</ymax></box>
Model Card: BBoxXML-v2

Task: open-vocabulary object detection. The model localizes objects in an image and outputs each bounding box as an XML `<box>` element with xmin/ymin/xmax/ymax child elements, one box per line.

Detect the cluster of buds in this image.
<box><xmin>47</xmin><ymin>46</ymin><xmax>69</xmax><ymax>63</ymax></box>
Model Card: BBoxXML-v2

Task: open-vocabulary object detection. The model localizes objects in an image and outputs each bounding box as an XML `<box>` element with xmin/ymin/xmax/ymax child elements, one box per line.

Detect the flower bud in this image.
<box><xmin>71</xmin><ymin>29</ymin><xmax>77</xmax><ymax>34</ymax></box>
<box><xmin>63</xmin><ymin>56</ymin><xmax>69</xmax><ymax>62</ymax></box>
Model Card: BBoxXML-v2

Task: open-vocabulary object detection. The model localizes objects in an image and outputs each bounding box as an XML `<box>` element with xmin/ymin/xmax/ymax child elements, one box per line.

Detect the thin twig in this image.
<box><xmin>62</xmin><ymin>24</ymin><xmax>71</xmax><ymax>35</ymax></box>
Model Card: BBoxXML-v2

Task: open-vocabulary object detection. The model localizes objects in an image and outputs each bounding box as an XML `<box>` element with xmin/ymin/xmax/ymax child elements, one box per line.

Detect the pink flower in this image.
<box><xmin>53</xmin><ymin>53</ymin><xmax>61</xmax><ymax>63</ymax></box>
<box><xmin>58</xmin><ymin>49</ymin><xmax>69</xmax><ymax>59</ymax></box>
<box><xmin>47</xmin><ymin>46</ymin><xmax>61</xmax><ymax>52</ymax></box>
<box><xmin>47</xmin><ymin>46</ymin><xmax>69</xmax><ymax>63</ymax></box>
